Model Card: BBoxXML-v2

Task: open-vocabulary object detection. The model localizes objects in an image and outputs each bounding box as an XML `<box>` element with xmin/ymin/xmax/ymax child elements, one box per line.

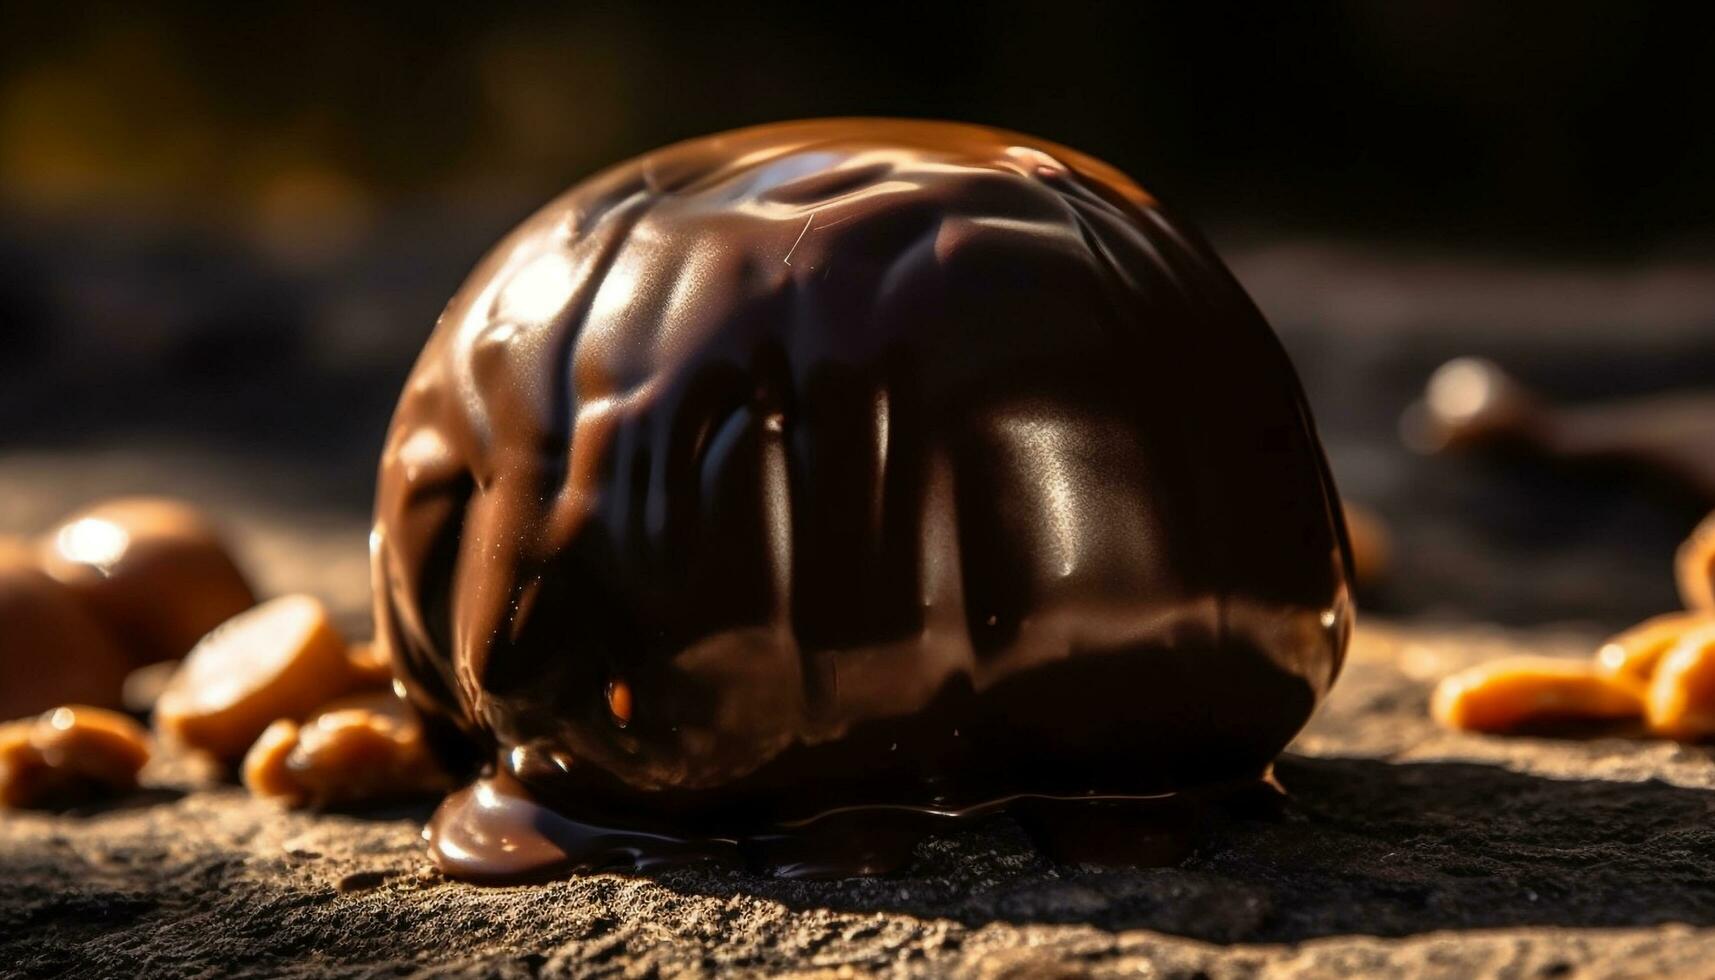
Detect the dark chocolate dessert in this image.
<box><xmin>371</xmin><ymin>119</ymin><xmax>1352</xmax><ymax>880</ymax></box>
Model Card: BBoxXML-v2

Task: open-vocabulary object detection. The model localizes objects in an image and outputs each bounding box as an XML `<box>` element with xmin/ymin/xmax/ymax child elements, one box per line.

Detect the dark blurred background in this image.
<box><xmin>3</xmin><ymin>1</ymin><xmax>1714</xmax><ymax>629</ymax></box>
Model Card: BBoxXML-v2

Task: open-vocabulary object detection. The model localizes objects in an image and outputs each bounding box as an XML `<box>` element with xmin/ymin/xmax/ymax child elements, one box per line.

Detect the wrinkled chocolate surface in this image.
<box><xmin>371</xmin><ymin>119</ymin><xmax>1351</xmax><ymax>878</ymax></box>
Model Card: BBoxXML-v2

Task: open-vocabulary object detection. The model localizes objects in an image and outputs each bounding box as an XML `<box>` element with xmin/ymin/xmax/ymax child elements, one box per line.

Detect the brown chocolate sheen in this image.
<box><xmin>372</xmin><ymin>119</ymin><xmax>1352</xmax><ymax>877</ymax></box>
<box><xmin>39</xmin><ymin>498</ymin><xmax>258</xmax><ymax>666</ymax></box>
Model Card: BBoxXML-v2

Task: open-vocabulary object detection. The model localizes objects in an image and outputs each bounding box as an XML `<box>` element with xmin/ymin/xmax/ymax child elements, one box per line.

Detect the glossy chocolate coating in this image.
<box><xmin>372</xmin><ymin>119</ymin><xmax>1351</xmax><ymax>873</ymax></box>
<box><xmin>39</xmin><ymin>498</ymin><xmax>258</xmax><ymax>666</ymax></box>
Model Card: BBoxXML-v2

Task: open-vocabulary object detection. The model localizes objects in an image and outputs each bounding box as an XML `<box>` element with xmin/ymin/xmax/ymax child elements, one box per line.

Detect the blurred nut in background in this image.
<box><xmin>155</xmin><ymin>594</ymin><xmax>360</xmax><ymax>762</ymax></box>
<box><xmin>1676</xmin><ymin>513</ymin><xmax>1715</xmax><ymax>613</ymax></box>
<box><xmin>1431</xmin><ymin>656</ymin><xmax>1642</xmax><ymax>734</ymax></box>
<box><xmin>0</xmin><ymin>549</ymin><xmax>131</xmax><ymax>719</ymax></box>
<box><xmin>1645</xmin><ymin>622</ymin><xmax>1715</xmax><ymax>740</ymax></box>
<box><xmin>39</xmin><ymin>497</ymin><xmax>258</xmax><ymax>666</ymax></box>
<box><xmin>243</xmin><ymin>691</ymin><xmax>448</xmax><ymax>808</ymax></box>
<box><xmin>345</xmin><ymin>641</ymin><xmax>395</xmax><ymax>689</ymax></box>
<box><xmin>1595</xmin><ymin>610</ymin><xmax>1714</xmax><ymax>692</ymax></box>
<box><xmin>0</xmin><ymin>705</ymin><xmax>151</xmax><ymax>809</ymax></box>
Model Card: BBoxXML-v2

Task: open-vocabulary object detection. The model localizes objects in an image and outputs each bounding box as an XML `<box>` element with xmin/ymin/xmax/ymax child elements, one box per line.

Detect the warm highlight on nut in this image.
<box><xmin>1677</xmin><ymin>513</ymin><xmax>1715</xmax><ymax>614</ymax></box>
<box><xmin>241</xmin><ymin>719</ymin><xmax>304</xmax><ymax>801</ymax></box>
<box><xmin>1431</xmin><ymin>657</ymin><xmax>1642</xmax><ymax>734</ymax></box>
<box><xmin>1644</xmin><ymin>623</ymin><xmax>1715</xmax><ymax>741</ymax></box>
<box><xmin>1595</xmin><ymin>611</ymin><xmax>1715</xmax><ymax>692</ymax></box>
<box><xmin>37</xmin><ymin>497</ymin><xmax>257</xmax><ymax>666</ymax></box>
<box><xmin>155</xmin><ymin>594</ymin><xmax>361</xmax><ymax>762</ymax></box>
<box><xmin>0</xmin><ymin>705</ymin><xmax>151</xmax><ymax>809</ymax></box>
<box><xmin>241</xmin><ymin>692</ymin><xmax>448</xmax><ymax>807</ymax></box>
<box><xmin>346</xmin><ymin>641</ymin><xmax>395</xmax><ymax>689</ymax></box>
<box><xmin>1438</xmin><ymin>512</ymin><xmax>1715</xmax><ymax>741</ymax></box>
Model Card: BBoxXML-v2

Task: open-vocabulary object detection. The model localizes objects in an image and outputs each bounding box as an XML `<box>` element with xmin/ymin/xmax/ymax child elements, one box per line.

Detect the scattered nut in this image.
<box><xmin>1438</xmin><ymin>512</ymin><xmax>1715</xmax><ymax>742</ymax></box>
<box><xmin>1595</xmin><ymin>610</ymin><xmax>1715</xmax><ymax>692</ymax></box>
<box><xmin>1676</xmin><ymin>513</ymin><xmax>1715</xmax><ymax>613</ymax></box>
<box><xmin>1645</xmin><ymin>622</ymin><xmax>1715</xmax><ymax>740</ymax></box>
<box><xmin>242</xmin><ymin>691</ymin><xmax>449</xmax><ymax>807</ymax></box>
<box><xmin>156</xmin><ymin>595</ymin><xmax>361</xmax><ymax>762</ymax></box>
<box><xmin>346</xmin><ymin>641</ymin><xmax>394</xmax><ymax>688</ymax></box>
<box><xmin>0</xmin><ymin>705</ymin><xmax>151</xmax><ymax>809</ymax></box>
<box><xmin>121</xmin><ymin>660</ymin><xmax>182</xmax><ymax>716</ymax></box>
<box><xmin>1405</xmin><ymin>357</ymin><xmax>1541</xmax><ymax>455</ymax></box>
<box><xmin>34</xmin><ymin>705</ymin><xmax>152</xmax><ymax>786</ymax></box>
<box><xmin>38</xmin><ymin>497</ymin><xmax>257</xmax><ymax>665</ymax></box>
<box><xmin>1431</xmin><ymin>656</ymin><xmax>1642</xmax><ymax>733</ymax></box>
<box><xmin>242</xmin><ymin>719</ymin><xmax>304</xmax><ymax>800</ymax></box>
<box><xmin>1342</xmin><ymin>502</ymin><xmax>1392</xmax><ymax>587</ymax></box>
<box><xmin>0</xmin><ymin>552</ymin><xmax>132</xmax><ymax>719</ymax></box>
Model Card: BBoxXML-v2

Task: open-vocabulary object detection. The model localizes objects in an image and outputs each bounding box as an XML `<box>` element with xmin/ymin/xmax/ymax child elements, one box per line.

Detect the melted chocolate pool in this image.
<box><xmin>427</xmin><ymin>768</ymin><xmax>1285</xmax><ymax>881</ymax></box>
<box><xmin>373</xmin><ymin>119</ymin><xmax>1352</xmax><ymax>881</ymax></box>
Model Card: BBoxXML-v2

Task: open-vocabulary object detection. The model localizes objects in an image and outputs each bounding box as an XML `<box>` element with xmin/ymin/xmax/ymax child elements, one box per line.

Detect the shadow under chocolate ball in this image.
<box><xmin>371</xmin><ymin>119</ymin><xmax>1352</xmax><ymax>880</ymax></box>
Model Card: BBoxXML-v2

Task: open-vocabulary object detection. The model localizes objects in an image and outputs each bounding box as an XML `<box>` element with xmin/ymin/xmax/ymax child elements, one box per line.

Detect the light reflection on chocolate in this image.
<box><xmin>372</xmin><ymin>119</ymin><xmax>1352</xmax><ymax>881</ymax></box>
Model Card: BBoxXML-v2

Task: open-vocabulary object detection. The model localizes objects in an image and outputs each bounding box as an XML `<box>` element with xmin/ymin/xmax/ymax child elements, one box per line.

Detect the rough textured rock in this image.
<box><xmin>7</xmin><ymin>594</ymin><xmax>1715</xmax><ymax>976</ymax></box>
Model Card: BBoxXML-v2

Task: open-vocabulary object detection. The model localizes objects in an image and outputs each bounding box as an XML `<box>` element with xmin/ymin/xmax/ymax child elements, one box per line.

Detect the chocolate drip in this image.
<box><xmin>375</xmin><ymin>119</ymin><xmax>1351</xmax><ymax>881</ymax></box>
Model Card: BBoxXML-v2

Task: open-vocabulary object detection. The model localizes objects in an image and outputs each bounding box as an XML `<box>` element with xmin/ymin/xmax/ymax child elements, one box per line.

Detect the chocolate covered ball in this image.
<box><xmin>373</xmin><ymin>120</ymin><xmax>1351</xmax><ymax>868</ymax></box>
<box><xmin>40</xmin><ymin>498</ymin><xmax>258</xmax><ymax>665</ymax></box>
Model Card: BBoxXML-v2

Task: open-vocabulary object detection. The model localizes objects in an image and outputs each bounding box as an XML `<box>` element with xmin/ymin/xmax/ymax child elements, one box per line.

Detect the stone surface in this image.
<box><xmin>7</xmin><ymin>603</ymin><xmax>1715</xmax><ymax>976</ymax></box>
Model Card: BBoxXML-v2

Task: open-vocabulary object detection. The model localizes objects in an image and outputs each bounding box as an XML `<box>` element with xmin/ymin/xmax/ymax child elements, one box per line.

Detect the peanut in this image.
<box><xmin>1645</xmin><ymin>622</ymin><xmax>1715</xmax><ymax>740</ymax></box>
<box><xmin>1676</xmin><ymin>513</ymin><xmax>1715</xmax><ymax>613</ymax></box>
<box><xmin>0</xmin><ymin>705</ymin><xmax>151</xmax><ymax>809</ymax></box>
<box><xmin>241</xmin><ymin>719</ymin><xmax>304</xmax><ymax>800</ymax></box>
<box><xmin>242</xmin><ymin>692</ymin><xmax>448</xmax><ymax>807</ymax></box>
<box><xmin>156</xmin><ymin>595</ymin><xmax>360</xmax><ymax>762</ymax></box>
<box><xmin>38</xmin><ymin>497</ymin><xmax>256</xmax><ymax>665</ymax></box>
<box><xmin>346</xmin><ymin>641</ymin><xmax>395</xmax><ymax>689</ymax></box>
<box><xmin>1431</xmin><ymin>656</ymin><xmax>1642</xmax><ymax>733</ymax></box>
<box><xmin>1595</xmin><ymin>610</ymin><xmax>1715</xmax><ymax>692</ymax></box>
